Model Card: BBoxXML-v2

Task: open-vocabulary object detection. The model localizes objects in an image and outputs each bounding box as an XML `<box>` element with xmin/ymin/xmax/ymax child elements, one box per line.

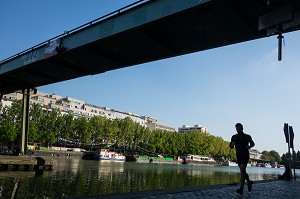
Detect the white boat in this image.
<box><xmin>259</xmin><ymin>163</ymin><xmax>272</xmax><ymax>168</ymax></box>
<box><xmin>222</xmin><ymin>160</ymin><xmax>238</xmax><ymax>166</ymax></box>
<box><xmin>82</xmin><ymin>149</ymin><xmax>125</xmax><ymax>161</ymax></box>
<box><xmin>98</xmin><ymin>149</ymin><xmax>125</xmax><ymax>161</ymax></box>
<box><xmin>222</xmin><ymin>160</ymin><xmax>251</xmax><ymax>167</ymax></box>
<box><xmin>183</xmin><ymin>154</ymin><xmax>217</xmax><ymax>165</ymax></box>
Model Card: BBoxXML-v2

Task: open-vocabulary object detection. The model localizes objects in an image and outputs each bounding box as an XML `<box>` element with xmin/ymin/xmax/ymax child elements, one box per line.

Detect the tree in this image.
<box><xmin>186</xmin><ymin>131</ymin><xmax>202</xmax><ymax>155</ymax></box>
<box><xmin>269</xmin><ymin>150</ymin><xmax>281</xmax><ymax>162</ymax></box>
<box><xmin>39</xmin><ymin>109</ymin><xmax>61</xmax><ymax>146</ymax></box>
<box><xmin>0</xmin><ymin>121</ymin><xmax>16</xmax><ymax>143</ymax></box>
<box><xmin>164</xmin><ymin>131</ymin><xmax>177</xmax><ymax>155</ymax></box>
<box><xmin>147</xmin><ymin>144</ymin><xmax>156</xmax><ymax>153</ymax></box>
<box><xmin>103</xmin><ymin>119</ymin><xmax>115</xmax><ymax>146</ymax></box>
<box><xmin>261</xmin><ymin>151</ymin><xmax>271</xmax><ymax>161</ymax></box>
<box><xmin>155</xmin><ymin>143</ymin><xmax>165</xmax><ymax>154</ymax></box>
<box><xmin>61</xmin><ymin>113</ymin><xmax>75</xmax><ymax>144</ymax></box>
<box><xmin>132</xmin><ymin>123</ymin><xmax>147</xmax><ymax>149</ymax></box>
<box><xmin>281</xmin><ymin>153</ymin><xmax>288</xmax><ymax>164</ymax></box>
<box><xmin>74</xmin><ymin>116</ymin><xmax>89</xmax><ymax>145</ymax></box>
<box><xmin>28</xmin><ymin>104</ymin><xmax>44</xmax><ymax>143</ymax></box>
<box><xmin>88</xmin><ymin>115</ymin><xmax>105</xmax><ymax>147</ymax></box>
<box><xmin>0</xmin><ymin>101</ymin><xmax>22</xmax><ymax>145</ymax></box>
<box><xmin>55</xmin><ymin>114</ymin><xmax>65</xmax><ymax>141</ymax></box>
<box><xmin>111</xmin><ymin>118</ymin><xmax>122</xmax><ymax>147</ymax></box>
<box><xmin>261</xmin><ymin>150</ymin><xmax>281</xmax><ymax>162</ymax></box>
<box><xmin>176</xmin><ymin>133</ymin><xmax>186</xmax><ymax>155</ymax></box>
<box><xmin>28</xmin><ymin>121</ymin><xmax>39</xmax><ymax>143</ymax></box>
<box><xmin>120</xmin><ymin>117</ymin><xmax>135</xmax><ymax>149</ymax></box>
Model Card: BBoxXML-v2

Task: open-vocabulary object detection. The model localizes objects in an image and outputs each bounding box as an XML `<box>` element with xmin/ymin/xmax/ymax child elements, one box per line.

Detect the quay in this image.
<box><xmin>72</xmin><ymin>179</ymin><xmax>300</xmax><ymax>199</ymax></box>
<box><xmin>0</xmin><ymin>155</ymin><xmax>54</xmax><ymax>171</ymax></box>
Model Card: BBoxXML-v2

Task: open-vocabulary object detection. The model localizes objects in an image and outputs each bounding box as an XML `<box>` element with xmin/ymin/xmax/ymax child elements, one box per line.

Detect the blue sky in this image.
<box><xmin>1</xmin><ymin>1</ymin><xmax>300</xmax><ymax>155</ymax></box>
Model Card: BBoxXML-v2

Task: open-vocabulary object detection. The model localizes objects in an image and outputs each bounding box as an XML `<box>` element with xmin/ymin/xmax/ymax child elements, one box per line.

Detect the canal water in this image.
<box><xmin>0</xmin><ymin>158</ymin><xmax>298</xmax><ymax>198</ymax></box>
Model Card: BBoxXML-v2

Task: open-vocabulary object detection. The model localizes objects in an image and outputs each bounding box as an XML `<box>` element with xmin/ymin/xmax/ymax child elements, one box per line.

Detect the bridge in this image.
<box><xmin>1</xmin><ymin>0</ymin><xmax>300</xmax><ymax>95</ymax></box>
<box><xmin>1</xmin><ymin>0</ymin><xmax>300</xmax><ymax>154</ymax></box>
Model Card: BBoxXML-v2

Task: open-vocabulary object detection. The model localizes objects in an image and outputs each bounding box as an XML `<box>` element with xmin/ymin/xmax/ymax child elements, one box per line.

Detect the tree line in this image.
<box><xmin>0</xmin><ymin>100</ymin><xmax>237</xmax><ymax>159</ymax></box>
<box><xmin>281</xmin><ymin>151</ymin><xmax>300</xmax><ymax>166</ymax></box>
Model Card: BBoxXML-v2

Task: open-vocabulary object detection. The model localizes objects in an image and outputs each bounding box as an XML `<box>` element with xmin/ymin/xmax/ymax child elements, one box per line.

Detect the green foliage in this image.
<box><xmin>261</xmin><ymin>150</ymin><xmax>281</xmax><ymax>162</ymax></box>
<box><xmin>0</xmin><ymin>101</ymin><xmax>243</xmax><ymax>158</ymax></box>
<box><xmin>270</xmin><ymin>150</ymin><xmax>281</xmax><ymax>162</ymax></box>
<box><xmin>88</xmin><ymin>115</ymin><xmax>105</xmax><ymax>145</ymax></box>
<box><xmin>281</xmin><ymin>151</ymin><xmax>300</xmax><ymax>165</ymax></box>
<box><xmin>0</xmin><ymin>101</ymin><xmax>22</xmax><ymax>144</ymax></box>
<box><xmin>29</xmin><ymin>104</ymin><xmax>44</xmax><ymax>143</ymax></box>
<box><xmin>74</xmin><ymin>117</ymin><xmax>89</xmax><ymax>143</ymax></box>
<box><xmin>28</xmin><ymin>121</ymin><xmax>39</xmax><ymax>142</ymax></box>
<box><xmin>147</xmin><ymin>144</ymin><xmax>156</xmax><ymax>153</ymax></box>
<box><xmin>155</xmin><ymin>144</ymin><xmax>165</xmax><ymax>154</ymax></box>
<box><xmin>62</xmin><ymin>114</ymin><xmax>75</xmax><ymax>141</ymax></box>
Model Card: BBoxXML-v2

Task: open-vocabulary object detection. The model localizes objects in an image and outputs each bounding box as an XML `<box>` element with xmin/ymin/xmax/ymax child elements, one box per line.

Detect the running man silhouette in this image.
<box><xmin>229</xmin><ymin>123</ymin><xmax>255</xmax><ymax>195</ymax></box>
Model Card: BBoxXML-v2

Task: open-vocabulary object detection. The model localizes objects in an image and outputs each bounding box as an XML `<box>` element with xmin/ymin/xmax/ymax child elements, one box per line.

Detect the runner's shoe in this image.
<box><xmin>248</xmin><ymin>180</ymin><xmax>253</xmax><ymax>192</ymax></box>
<box><xmin>236</xmin><ymin>188</ymin><xmax>243</xmax><ymax>195</ymax></box>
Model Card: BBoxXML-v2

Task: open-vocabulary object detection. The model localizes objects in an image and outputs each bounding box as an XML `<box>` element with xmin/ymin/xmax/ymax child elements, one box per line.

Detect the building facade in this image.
<box><xmin>178</xmin><ymin>124</ymin><xmax>208</xmax><ymax>133</ymax></box>
<box><xmin>1</xmin><ymin>91</ymin><xmax>175</xmax><ymax>132</ymax></box>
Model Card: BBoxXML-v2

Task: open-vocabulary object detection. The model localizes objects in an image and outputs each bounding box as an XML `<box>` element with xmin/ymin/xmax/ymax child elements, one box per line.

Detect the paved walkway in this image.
<box><xmin>72</xmin><ymin>179</ymin><xmax>300</xmax><ymax>199</ymax></box>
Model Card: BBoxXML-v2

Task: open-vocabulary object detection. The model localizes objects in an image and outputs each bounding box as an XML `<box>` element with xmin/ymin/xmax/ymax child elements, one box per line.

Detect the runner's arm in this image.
<box><xmin>248</xmin><ymin>136</ymin><xmax>255</xmax><ymax>149</ymax></box>
<box><xmin>229</xmin><ymin>135</ymin><xmax>236</xmax><ymax>149</ymax></box>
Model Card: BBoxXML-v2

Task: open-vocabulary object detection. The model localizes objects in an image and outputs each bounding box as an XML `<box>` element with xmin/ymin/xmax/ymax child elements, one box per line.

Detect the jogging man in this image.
<box><xmin>229</xmin><ymin>123</ymin><xmax>255</xmax><ymax>195</ymax></box>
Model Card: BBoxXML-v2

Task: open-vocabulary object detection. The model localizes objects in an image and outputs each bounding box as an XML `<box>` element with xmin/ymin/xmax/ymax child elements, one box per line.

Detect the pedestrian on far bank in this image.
<box><xmin>229</xmin><ymin>123</ymin><xmax>255</xmax><ymax>195</ymax></box>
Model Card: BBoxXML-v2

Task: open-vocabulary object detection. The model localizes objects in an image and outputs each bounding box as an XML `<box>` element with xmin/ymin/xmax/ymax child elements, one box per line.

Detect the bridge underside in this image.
<box><xmin>1</xmin><ymin>0</ymin><xmax>300</xmax><ymax>94</ymax></box>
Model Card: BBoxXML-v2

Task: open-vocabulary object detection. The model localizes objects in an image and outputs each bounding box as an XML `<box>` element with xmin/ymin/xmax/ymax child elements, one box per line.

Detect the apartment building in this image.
<box><xmin>178</xmin><ymin>124</ymin><xmax>208</xmax><ymax>133</ymax></box>
<box><xmin>1</xmin><ymin>91</ymin><xmax>174</xmax><ymax>132</ymax></box>
<box><xmin>31</xmin><ymin>92</ymin><xmax>61</xmax><ymax>107</ymax></box>
<box><xmin>146</xmin><ymin>122</ymin><xmax>176</xmax><ymax>132</ymax></box>
<box><xmin>249</xmin><ymin>149</ymin><xmax>262</xmax><ymax>159</ymax></box>
<box><xmin>1</xmin><ymin>92</ymin><xmax>21</xmax><ymax>105</ymax></box>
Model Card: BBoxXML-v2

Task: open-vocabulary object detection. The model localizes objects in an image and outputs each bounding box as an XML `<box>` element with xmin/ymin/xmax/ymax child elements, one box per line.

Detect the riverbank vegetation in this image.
<box><xmin>0</xmin><ymin>101</ymin><xmax>235</xmax><ymax>159</ymax></box>
<box><xmin>1</xmin><ymin>100</ymin><xmax>295</xmax><ymax>165</ymax></box>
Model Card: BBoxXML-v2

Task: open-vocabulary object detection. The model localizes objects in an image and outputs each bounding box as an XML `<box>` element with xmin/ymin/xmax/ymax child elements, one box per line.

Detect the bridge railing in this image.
<box><xmin>0</xmin><ymin>0</ymin><xmax>151</xmax><ymax>65</ymax></box>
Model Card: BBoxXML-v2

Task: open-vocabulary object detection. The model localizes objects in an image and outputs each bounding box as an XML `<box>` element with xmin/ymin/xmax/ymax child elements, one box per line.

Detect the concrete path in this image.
<box><xmin>71</xmin><ymin>179</ymin><xmax>300</xmax><ymax>199</ymax></box>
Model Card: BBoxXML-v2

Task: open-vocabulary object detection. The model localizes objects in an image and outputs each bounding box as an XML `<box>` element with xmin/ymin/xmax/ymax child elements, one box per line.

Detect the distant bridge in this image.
<box><xmin>1</xmin><ymin>0</ymin><xmax>300</xmax><ymax>94</ymax></box>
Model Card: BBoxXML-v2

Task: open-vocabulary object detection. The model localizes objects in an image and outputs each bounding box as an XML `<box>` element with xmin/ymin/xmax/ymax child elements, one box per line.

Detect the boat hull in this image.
<box><xmin>183</xmin><ymin>155</ymin><xmax>217</xmax><ymax>165</ymax></box>
<box><xmin>82</xmin><ymin>150</ymin><xmax>125</xmax><ymax>161</ymax></box>
<box><xmin>222</xmin><ymin>161</ymin><xmax>238</xmax><ymax>166</ymax></box>
<box><xmin>125</xmin><ymin>155</ymin><xmax>177</xmax><ymax>164</ymax></box>
<box><xmin>222</xmin><ymin>161</ymin><xmax>251</xmax><ymax>167</ymax></box>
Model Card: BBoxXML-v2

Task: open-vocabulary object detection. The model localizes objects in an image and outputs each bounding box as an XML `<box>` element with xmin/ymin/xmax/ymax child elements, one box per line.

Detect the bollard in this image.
<box><xmin>35</xmin><ymin>157</ymin><xmax>45</xmax><ymax>170</ymax></box>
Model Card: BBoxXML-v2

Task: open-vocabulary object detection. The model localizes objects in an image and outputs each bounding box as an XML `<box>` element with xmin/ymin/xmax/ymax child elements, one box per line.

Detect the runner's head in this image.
<box><xmin>235</xmin><ymin>123</ymin><xmax>243</xmax><ymax>134</ymax></box>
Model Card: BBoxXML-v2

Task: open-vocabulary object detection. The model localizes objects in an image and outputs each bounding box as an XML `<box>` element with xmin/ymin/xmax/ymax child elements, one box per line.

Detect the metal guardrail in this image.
<box><xmin>0</xmin><ymin>0</ymin><xmax>151</xmax><ymax>65</ymax></box>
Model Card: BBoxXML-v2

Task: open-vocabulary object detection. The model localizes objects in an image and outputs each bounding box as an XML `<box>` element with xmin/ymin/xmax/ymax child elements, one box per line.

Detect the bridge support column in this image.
<box><xmin>20</xmin><ymin>88</ymin><xmax>36</xmax><ymax>155</ymax></box>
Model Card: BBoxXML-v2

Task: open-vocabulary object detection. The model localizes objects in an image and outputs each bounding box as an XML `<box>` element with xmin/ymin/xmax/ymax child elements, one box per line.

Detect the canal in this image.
<box><xmin>0</xmin><ymin>158</ymin><xmax>298</xmax><ymax>198</ymax></box>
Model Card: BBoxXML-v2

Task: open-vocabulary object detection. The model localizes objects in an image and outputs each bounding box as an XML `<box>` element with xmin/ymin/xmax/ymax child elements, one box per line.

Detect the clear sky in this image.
<box><xmin>1</xmin><ymin>1</ymin><xmax>299</xmax><ymax>155</ymax></box>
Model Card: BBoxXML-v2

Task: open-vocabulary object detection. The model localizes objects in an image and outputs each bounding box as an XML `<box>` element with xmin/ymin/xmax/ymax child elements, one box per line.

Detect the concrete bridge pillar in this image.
<box><xmin>20</xmin><ymin>88</ymin><xmax>36</xmax><ymax>155</ymax></box>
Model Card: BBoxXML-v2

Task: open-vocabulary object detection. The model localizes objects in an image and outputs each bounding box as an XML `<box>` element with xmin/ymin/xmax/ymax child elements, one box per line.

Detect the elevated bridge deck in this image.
<box><xmin>1</xmin><ymin>0</ymin><xmax>300</xmax><ymax>94</ymax></box>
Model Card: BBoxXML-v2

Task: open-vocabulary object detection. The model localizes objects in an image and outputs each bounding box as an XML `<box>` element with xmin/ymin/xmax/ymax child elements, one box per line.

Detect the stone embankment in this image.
<box><xmin>71</xmin><ymin>179</ymin><xmax>300</xmax><ymax>199</ymax></box>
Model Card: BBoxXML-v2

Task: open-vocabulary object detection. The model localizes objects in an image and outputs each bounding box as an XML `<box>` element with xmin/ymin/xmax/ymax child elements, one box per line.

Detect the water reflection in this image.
<box><xmin>0</xmin><ymin>158</ymin><xmax>298</xmax><ymax>199</ymax></box>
